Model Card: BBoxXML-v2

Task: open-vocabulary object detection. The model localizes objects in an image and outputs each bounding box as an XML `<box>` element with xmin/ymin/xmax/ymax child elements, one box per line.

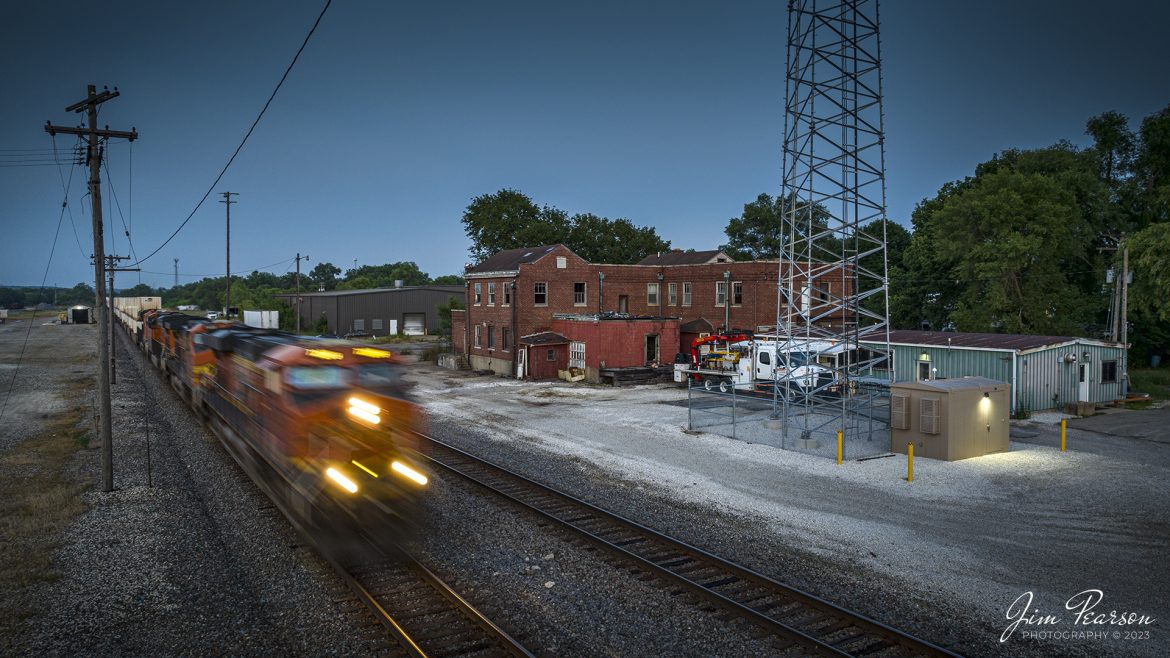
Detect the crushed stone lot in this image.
<box><xmin>408</xmin><ymin>363</ymin><xmax>1169</xmax><ymax>657</ymax></box>
<box><xmin>3</xmin><ymin>317</ymin><xmax>1165</xmax><ymax>657</ymax></box>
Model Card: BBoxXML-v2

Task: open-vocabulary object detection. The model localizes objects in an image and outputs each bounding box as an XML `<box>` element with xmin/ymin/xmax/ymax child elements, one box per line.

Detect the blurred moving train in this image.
<box><xmin>113</xmin><ymin>297</ymin><xmax>428</xmax><ymax>542</ymax></box>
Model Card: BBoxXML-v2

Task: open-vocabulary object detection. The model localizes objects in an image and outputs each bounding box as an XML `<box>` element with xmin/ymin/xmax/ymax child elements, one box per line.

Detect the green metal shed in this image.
<box><xmin>860</xmin><ymin>330</ymin><xmax>1127</xmax><ymax>414</ymax></box>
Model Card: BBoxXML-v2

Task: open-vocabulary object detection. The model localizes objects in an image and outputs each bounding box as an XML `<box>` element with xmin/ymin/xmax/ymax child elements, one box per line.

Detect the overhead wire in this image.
<box><xmin>0</xmin><ymin>170</ymin><xmax>72</xmax><ymax>423</ymax></box>
<box><xmin>50</xmin><ymin>134</ymin><xmax>87</xmax><ymax>258</ymax></box>
<box><xmin>131</xmin><ymin>0</ymin><xmax>333</xmax><ymax>268</ymax></box>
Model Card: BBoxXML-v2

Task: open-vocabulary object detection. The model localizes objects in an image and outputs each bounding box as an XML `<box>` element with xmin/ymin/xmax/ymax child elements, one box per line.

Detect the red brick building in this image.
<box><xmin>451</xmin><ymin>244</ymin><xmax>848</xmax><ymax>380</ymax></box>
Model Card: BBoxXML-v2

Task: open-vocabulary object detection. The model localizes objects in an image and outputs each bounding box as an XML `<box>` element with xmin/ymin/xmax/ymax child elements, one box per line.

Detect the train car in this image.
<box><xmin>193</xmin><ymin>327</ymin><xmax>427</xmax><ymax>540</ymax></box>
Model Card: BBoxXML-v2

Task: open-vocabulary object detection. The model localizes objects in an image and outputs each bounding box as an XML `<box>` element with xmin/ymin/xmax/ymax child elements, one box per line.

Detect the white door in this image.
<box><xmin>517</xmin><ymin>347</ymin><xmax>526</xmax><ymax>379</ymax></box>
<box><xmin>1078</xmin><ymin>364</ymin><xmax>1090</xmax><ymax>401</ymax></box>
<box><xmin>756</xmin><ymin>348</ymin><xmax>774</xmax><ymax>379</ymax></box>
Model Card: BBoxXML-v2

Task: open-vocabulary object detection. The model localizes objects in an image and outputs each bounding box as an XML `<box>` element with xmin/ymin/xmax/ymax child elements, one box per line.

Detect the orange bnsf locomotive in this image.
<box><xmin>124</xmin><ymin>304</ymin><xmax>428</xmax><ymax>539</ymax></box>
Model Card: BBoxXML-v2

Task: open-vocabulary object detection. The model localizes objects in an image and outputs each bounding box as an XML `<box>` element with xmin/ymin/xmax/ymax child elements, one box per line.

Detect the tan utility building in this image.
<box><xmin>889</xmin><ymin>377</ymin><xmax>1010</xmax><ymax>461</ymax></box>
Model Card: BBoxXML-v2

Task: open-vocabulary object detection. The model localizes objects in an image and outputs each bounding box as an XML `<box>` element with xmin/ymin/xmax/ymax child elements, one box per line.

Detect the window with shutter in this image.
<box><xmin>920</xmin><ymin>397</ymin><xmax>940</xmax><ymax>434</ymax></box>
<box><xmin>890</xmin><ymin>393</ymin><xmax>909</xmax><ymax>430</ymax></box>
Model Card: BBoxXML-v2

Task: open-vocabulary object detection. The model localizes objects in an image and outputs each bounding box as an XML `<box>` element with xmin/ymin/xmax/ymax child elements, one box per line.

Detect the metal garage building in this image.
<box><xmin>276</xmin><ymin>285</ymin><xmax>463</xmax><ymax>337</ymax></box>
<box><xmin>861</xmin><ymin>330</ymin><xmax>1128</xmax><ymax>415</ymax></box>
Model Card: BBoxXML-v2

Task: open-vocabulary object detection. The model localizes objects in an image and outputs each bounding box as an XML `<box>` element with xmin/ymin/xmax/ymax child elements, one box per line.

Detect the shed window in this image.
<box><xmin>372</xmin><ymin>318</ymin><xmax>383</xmax><ymax>331</ymax></box>
<box><xmin>1101</xmin><ymin>360</ymin><xmax>1117</xmax><ymax>383</ymax></box>
<box><xmin>353</xmin><ymin>319</ymin><xmax>364</xmax><ymax>331</ymax></box>
<box><xmin>920</xmin><ymin>397</ymin><xmax>940</xmax><ymax>435</ymax></box>
<box><xmin>547</xmin><ymin>348</ymin><xmax>556</xmax><ymax>361</ymax></box>
<box><xmin>534</xmin><ymin>282</ymin><xmax>547</xmax><ymax>305</ymax></box>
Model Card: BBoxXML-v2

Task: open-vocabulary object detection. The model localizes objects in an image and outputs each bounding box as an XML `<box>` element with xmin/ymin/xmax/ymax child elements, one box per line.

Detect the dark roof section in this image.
<box><xmin>879</xmin><ymin>330</ymin><xmax>1078</xmax><ymax>351</ymax></box>
<box><xmin>467</xmin><ymin>245</ymin><xmax>565</xmax><ymax>273</ymax></box>
<box><xmin>679</xmin><ymin>317</ymin><xmax>715</xmax><ymax>333</ymax></box>
<box><xmin>636</xmin><ymin>249</ymin><xmax>733</xmax><ymax>266</ymax></box>
<box><xmin>519</xmin><ymin>331</ymin><xmax>570</xmax><ymax>346</ymax></box>
<box><xmin>274</xmin><ymin>285</ymin><xmax>463</xmax><ymax>298</ymax></box>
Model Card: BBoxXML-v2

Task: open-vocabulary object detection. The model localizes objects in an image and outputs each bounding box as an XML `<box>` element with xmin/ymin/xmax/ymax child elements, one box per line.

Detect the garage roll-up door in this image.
<box><xmin>403</xmin><ymin>313</ymin><xmax>425</xmax><ymax>336</ymax></box>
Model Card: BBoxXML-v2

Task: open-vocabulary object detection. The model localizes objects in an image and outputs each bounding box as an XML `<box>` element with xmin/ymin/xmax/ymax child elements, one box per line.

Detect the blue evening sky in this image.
<box><xmin>1</xmin><ymin>1</ymin><xmax>1167</xmax><ymax>289</ymax></box>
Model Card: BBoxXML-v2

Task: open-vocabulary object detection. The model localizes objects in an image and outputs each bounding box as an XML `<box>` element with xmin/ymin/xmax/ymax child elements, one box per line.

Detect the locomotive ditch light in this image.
<box><xmin>351</xmin><ymin>459</ymin><xmax>378</xmax><ymax>478</ymax></box>
<box><xmin>391</xmin><ymin>461</ymin><xmax>428</xmax><ymax>486</ymax></box>
<box><xmin>347</xmin><ymin>396</ymin><xmax>381</xmax><ymax>424</ymax></box>
<box><xmin>325</xmin><ymin>467</ymin><xmax>359</xmax><ymax>494</ymax></box>
<box><xmin>353</xmin><ymin>347</ymin><xmax>391</xmax><ymax>359</ymax></box>
<box><xmin>306</xmin><ymin>348</ymin><xmax>344</xmax><ymax>360</ymax></box>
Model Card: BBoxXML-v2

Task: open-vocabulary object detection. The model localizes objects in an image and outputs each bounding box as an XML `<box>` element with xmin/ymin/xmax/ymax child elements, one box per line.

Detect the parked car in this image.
<box><xmin>344</xmin><ymin>330</ymin><xmax>371</xmax><ymax>339</ymax></box>
<box><xmin>206</xmin><ymin>311</ymin><xmax>219</xmax><ymax>320</ymax></box>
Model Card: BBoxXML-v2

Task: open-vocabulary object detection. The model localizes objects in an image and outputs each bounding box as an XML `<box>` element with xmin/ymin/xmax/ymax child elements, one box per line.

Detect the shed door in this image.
<box><xmin>517</xmin><ymin>347</ymin><xmax>526</xmax><ymax>379</ymax></box>
<box><xmin>403</xmin><ymin>313</ymin><xmax>425</xmax><ymax>336</ymax></box>
<box><xmin>1078</xmin><ymin>364</ymin><xmax>1090</xmax><ymax>402</ymax></box>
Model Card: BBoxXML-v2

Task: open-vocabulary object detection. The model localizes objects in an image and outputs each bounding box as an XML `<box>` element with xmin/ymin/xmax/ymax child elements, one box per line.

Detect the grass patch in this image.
<box><xmin>1129</xmin><ymin>367</ymin><xmax>1170</xmax><ymax>401</ymax></box>
<box><xmin>0</xmin><ymin>380</ymin><xmax>92</xmax><ymax>645</ymax></box>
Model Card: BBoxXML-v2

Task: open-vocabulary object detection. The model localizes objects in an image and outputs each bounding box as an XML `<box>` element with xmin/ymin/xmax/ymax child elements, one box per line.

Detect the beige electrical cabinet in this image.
<box><xmin>889</xmin><ymin>377</ymin><xmax>1010</xmax><ymax>461</ymax></box>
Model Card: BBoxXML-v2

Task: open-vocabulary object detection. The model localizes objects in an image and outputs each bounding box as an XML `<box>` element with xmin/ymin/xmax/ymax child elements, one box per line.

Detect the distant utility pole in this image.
<box><xmin>220</xmin><ymin>192</ymin><xmax>237</xmax><ymax>317</ymax></box>
<box><xmin>295</xmin><ymin>253</ymin><xmax>310</xmax><ymax>334</ymax></box>
<box><xmin>1121</xmin><ymin>243</ymin><xmax>1130</xmax><ymax>396</ymax></box>
<box><xmin>103</xmin><ymin>254</ymin><xmax>137</xmax><ymax>385</ymax></box>
<box><xmin>173</xmin><ymin>258</ymin><xmax>179</xmax><ymax>288</ymax></box>
<box><xmin>45</xmin><ymin>84</ymin><xmax>138</xmax><ymax>493</ymax></box>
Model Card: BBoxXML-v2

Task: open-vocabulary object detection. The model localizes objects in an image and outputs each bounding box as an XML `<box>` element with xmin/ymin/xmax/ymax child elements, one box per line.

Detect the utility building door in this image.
<box><xmin>403</xmin><ymin>313</ymin><xmax>425</xmax><ymax>336</ymax></box>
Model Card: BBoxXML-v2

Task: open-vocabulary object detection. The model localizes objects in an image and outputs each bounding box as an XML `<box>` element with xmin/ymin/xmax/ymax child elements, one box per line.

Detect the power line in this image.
<box><xmin>131</xmin><ymin>0</ymin><xmax>333</xmax><ymax>268</ymax></box>
<box><xmin>50</xmin><ymin>134</ymin><xmax>86</xmax><ymax>258</ymax></box>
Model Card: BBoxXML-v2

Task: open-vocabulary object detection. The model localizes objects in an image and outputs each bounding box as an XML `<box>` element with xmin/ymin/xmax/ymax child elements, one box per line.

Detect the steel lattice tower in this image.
<box><xmin>775</xmin><ymin>0</ymin><xmax>892</xmax><ymax>453</ymax></box>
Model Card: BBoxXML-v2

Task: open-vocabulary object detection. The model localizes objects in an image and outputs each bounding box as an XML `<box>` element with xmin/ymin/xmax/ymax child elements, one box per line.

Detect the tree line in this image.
<box><xmin>461</xmin><ymin>106</ymin><xmax>1168</xmax><ymax>363</ymax></box>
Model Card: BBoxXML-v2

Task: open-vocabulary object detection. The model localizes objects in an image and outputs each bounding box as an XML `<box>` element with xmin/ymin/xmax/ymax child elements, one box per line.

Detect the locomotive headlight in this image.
<box><xmin>391</xmin><ymin>461</ymin><xmax>428</xmax><ymax>486</ymax></box>
<box><xmin>325</xmin><ymin>467</ymin><xmax>359</xmax><ymax>494</ymax></box>
<box><xmin>347</xmin><ymin>396</ymin><xmax>381</xmax><ymax>425</ymax></box>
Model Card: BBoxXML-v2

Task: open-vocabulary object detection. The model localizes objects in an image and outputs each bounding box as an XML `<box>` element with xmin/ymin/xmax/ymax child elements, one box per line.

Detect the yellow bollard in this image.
<box><xmin>837</xmin><ymin>430</ymin><xmax>843</xmax><ymax>465</ymax></box>
<box><xmin>1061</xmin><ymin>418</ymin><xmax>1067</xmax><ymax>452</ymax></box>
<box><xmin>907</xmin><ymin>442</ymin><xmax>914</xmax><ymax>482</ymax></box>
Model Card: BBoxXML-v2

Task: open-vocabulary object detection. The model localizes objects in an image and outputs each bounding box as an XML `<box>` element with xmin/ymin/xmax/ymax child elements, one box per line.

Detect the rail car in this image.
<box><xmin>114</xmin><ymin>298</ymin><xmax>429</xmax><ymax>546</ymax></box>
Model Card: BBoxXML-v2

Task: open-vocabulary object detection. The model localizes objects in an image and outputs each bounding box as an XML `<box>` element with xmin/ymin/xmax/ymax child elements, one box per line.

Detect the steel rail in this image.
<box><xmin>417</xmin><ymin>431</ymin><xmax>957</xmax><ymax>658</ymax></box>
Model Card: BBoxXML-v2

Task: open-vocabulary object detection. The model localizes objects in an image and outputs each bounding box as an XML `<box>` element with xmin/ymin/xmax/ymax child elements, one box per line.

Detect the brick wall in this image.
<box><xmin>462</xmin><ymin>245</ymin><xmax>852</xmax><ymax>370</ymax></box>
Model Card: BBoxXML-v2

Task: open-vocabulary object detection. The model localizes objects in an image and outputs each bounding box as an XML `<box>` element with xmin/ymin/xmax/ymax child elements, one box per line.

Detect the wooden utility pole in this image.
<box><xmin>46</xmin><ymin>85</ymin><xmax>138</xmax><ymax>493</ymax></box>
<box><xmin>220</xmin><ymin>192</ymin><xmax>237</xmax><ymax>317</ymax></box>
<box><xmin>1121</xmin><ymin>243</ymin><xmax>1130</xmax><ymax>396</ymax></box>
<box><xmin>174</xmin><ymin>258</ymin><xmax>179</xmax><ymax>288</ymax></box>
<box><xmin>295</xmin><ymin>253</ymin><xmax>310</xmax><ymax>334</ymax></box>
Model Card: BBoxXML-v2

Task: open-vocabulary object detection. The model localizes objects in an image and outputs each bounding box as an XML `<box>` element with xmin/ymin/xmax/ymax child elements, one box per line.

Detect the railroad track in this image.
<box><xmin>121</xmin><ymin>328</ymin><xmax>531</xmax><ymax>658</ymax></box>
<box><xmin>417</xmin><ymin>432</ymin><xmax>957</xmax><ymax>657</ymax></box>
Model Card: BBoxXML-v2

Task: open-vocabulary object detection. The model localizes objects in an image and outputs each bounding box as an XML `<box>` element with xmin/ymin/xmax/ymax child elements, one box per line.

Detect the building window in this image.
<box><xmin>668</xmin><ymin>282</ymin><xmax>677</xmax><ymax>306</ymax></box>
<box><xmin>547</xmin><ymin>348</ymin><xmax>556</xmax><ymax>361</ymax></box>
<box><xmin>372</xmin><ymin>318</ymin><xmax>383</xmax><ymax>331</ymax></box>
<box><xmin>647</xmin><ymin>282</ymin><xmax>659</xmax><ymax>306</ymax></box>
<box><xmin>353</xmin><ymin>318</ymin><xmax>365</xmax><ymax>331</ymax></box>
<box><xmin>683</xmin><ymin>282</ymin><xmax>692</xmax><ymax>306</ymax></box>
<box><xmin>573</xmin><ymin>282</ymin><xmax>586</xmax><ymax>305</ymax></box>
<box><xmin>556</xmin><ymin>256</ymin><xmax>567</xmax><ymax>268</ymax></box>
<box><xmin>488</xmin><ymin>282</ymin><xmax>496</xmax><ymax>305</ymax></box>
<box><xmin>503</xmin><ymin>283</ymin><xmax>511</xmax><ymax>306</ymax></box>
<box><xmin>487</xmin><ymin>325</ymin><xmax>494</xmax><ymax>349</ymax></box>
<box><xmin>474</xmin><ymin>325</ymin><xmax>481</xmax><ymax>348</ymax></box>
<box><xmin>732</xmin><ymin>281</ymin><xmax>743</xmax><ymax>306</ymax></box>
<box><xmin>502</xmin><ymin>327</ymin><xmax>511</xmax><ymax>351</ymax></box>
<box><xmin>1101</xmin><ymin>360</ymin><xmax>1117</xmax><ymax>383</ymax></box>
<box><xmin>715</xmin><ymin>281</ymin><xmax>727</xmax><ymax>306</ymax></box>
<box><xmin>474</xmin><ymin>282</ymin><xmax>482</xmax><ymax>305</ymax></box>
<box><xmin>534</xmin><ymin>282</ymin><xmax>547</xmax><ymax>305</ymax></box>
<box><xmin>570</xmin><ymin>341</ymin><xmax>585</xmax><ymax>369</ymax></box>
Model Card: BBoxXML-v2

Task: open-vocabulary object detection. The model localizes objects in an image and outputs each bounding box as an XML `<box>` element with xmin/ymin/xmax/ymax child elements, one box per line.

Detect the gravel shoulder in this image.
<box><xmin>406</xmin><ymin>363</ymin><xmax>1169</xmax><ymax>658</ymax></box>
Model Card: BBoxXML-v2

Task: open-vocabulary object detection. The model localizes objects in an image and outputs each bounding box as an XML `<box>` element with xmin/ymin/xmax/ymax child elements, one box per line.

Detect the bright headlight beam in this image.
<box><xmin>348</xmin><ymin>397</ymin><xmax>380</xmax><ymax>415</ymax></box>
<box><xmin>391</xmin><ymin>461</ymin><xmax>428</xmax><ymax>486</ymax></box>
<box><xmin>325</xmin><ymin>467</ymin><xmax>358</xmax><ymax>494</ymax></box>
<box><xmin>347</xmin><ymin>406</ymin><xmax>381</xmax><ymax>425</ymax></box>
